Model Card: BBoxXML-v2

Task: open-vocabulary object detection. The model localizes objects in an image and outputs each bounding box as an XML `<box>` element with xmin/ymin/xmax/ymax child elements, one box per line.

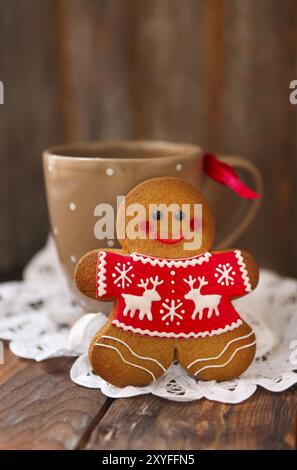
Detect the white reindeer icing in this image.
<box><xmin>122</xmin><ymin>276</ymin><xmax>164</xmax><ymax>321</ymax></box>
<box><xmin>184</xmin><ymin>275</ymin><xmax>222</xmax><ymax>320</ymax></box>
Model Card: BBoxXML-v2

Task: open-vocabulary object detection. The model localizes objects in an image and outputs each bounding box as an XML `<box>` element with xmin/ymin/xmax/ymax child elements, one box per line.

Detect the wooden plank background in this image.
<box><xmin>0</xmin><ymin>0</ymin><xmax>297</xmax><ymax>278</ymax></box>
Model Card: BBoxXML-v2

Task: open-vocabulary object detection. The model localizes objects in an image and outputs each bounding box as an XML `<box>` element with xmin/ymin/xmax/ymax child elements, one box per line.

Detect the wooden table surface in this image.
<box><xmin>0</xmin><ymin>343</ymin><xmax>296</xmax><ymax>450</ymax></box>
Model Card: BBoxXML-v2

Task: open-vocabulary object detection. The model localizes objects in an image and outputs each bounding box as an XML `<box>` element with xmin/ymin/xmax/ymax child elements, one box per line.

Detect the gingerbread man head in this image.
<box><xmin>116</xmin><ymin>176</ymin><xmax>215</xmax><ymax>258</ymax></box>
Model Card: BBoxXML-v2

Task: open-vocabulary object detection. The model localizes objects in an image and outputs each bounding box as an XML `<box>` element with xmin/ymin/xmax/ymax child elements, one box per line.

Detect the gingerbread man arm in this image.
<box><xmin>240</xmin><ymin>250</ymin><xmax>259</xmax><ymax>291</ymax></box>
<box><xmin>74</xmin><ymin>248</ymin><xmax>127</xmax><ymax>300</ymax></box>
<box><xmin>212</xmin><ymin>249</ymin><xmax>259</xmax><ymax>293</ymax></box>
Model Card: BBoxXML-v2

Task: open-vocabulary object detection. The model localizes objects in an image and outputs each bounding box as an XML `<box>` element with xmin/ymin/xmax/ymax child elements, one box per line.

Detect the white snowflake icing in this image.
<box><xmin>161</xmin><ymin>299</ymin><xmax>184</xmax><ymax>323</ymax></box>
<box><xmin>214</xmin><ymin>263</ymin><xmax>236</xmax><ymax>286</ymax></box>
<box><xmin>112</xmin><ymin>263</ymin><xmax>133</xmax><ymax>288</ymax></box>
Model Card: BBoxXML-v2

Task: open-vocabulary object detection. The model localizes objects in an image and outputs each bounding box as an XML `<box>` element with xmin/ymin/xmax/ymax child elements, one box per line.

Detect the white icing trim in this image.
<box><xmin>95</xmin><ymin>342</ymin><xmax>156</xmax><ymax>381</ymax></box>
<box><xmin>130</xmin><ymin>252</ymin><xmax>212</xmax><ymax>268</ymax></box>
<box><xmin>97</xmin><ymin>251</ymin><xmax>107</xmax><ymax>297</ymax></box>
<box><xmin>112</xmin><ymin>318</ymin><xmax>243</xmax><ymax>339</ymax></box>
<box><xmin>102</xmin><ymin>335</ymin><xmax>166</xmax><ymax>372</ymax></box>
<box><xmin>187</xmin><ymin>330</ymin><xmax>255</xmax><ymax>369</ymax></box>
<box><xmin>234</xmin><ymin>250</ymin><xmax>252</xmax><ymax>293</ymax></box>
<box><xmin>194</xmin><ymin>340</ymin><xmax>256</xmax><ymax>376</ymax></box>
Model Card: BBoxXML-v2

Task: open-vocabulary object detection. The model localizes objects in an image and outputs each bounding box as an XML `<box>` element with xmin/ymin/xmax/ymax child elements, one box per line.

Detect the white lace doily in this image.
<box><xmin>0</xmin><ymin>237</ymin><xmax>297</xmax><ymax>403</ymax></box>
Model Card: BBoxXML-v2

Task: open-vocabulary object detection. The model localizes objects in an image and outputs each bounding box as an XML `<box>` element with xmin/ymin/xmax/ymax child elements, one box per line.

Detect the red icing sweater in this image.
<box><xmin>96</xmin><ymin>250</ymin><xmax>251</xmax><ymax>339</ymax></box>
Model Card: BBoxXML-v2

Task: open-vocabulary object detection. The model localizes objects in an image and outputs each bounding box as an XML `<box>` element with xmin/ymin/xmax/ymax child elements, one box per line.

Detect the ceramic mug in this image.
<box><xmin>43</xmin><ymin>140</ymin><xmax>262</xmax><ymax>311</ymax></box>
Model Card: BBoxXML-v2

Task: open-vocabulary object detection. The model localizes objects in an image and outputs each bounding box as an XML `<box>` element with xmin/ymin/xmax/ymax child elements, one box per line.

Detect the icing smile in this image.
<box><xmin>156</xmin><ymin>233</ymin><xmax>184</xmax><ymax>244</ymax></box>
<box><xmin>144</xmin><ymin>217</ymin><xmax>197</xmax><ymax>245</ymax></box>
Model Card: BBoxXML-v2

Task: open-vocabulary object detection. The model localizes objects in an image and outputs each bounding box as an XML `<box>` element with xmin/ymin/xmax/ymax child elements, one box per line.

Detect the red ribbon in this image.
<box><xmin>203</xmin><ymin>153</ymin><xmax>260</xmax><ymax>200</ymax></box>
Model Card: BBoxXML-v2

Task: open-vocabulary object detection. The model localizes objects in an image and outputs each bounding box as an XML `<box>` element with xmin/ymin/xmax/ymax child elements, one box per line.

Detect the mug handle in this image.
<box><xmin>214</xmin><ymin>155</ymin><xmax>263</xmax><ymax>249</ymax></box>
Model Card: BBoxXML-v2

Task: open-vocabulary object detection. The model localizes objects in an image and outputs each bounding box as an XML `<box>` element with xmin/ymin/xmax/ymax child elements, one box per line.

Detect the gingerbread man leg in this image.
<box><xmin>176</xmin><ymin>321</ymin><xmax>256</xmax><ymax>382</ymax></box>
<box><xmin>89</xmin><ymin>323</ymin><xmax>174</xmax><ymax>387</ymax></box>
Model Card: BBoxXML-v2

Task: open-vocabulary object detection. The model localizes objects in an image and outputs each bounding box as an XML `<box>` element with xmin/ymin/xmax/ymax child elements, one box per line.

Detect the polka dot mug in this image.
<box><xmin>43</xmin><ymin>141</ymin><xmax>261</xmax><ymax>312</ymax></box>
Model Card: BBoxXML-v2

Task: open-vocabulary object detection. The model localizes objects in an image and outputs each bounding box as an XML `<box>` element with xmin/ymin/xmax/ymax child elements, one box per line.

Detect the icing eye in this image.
<box><xmin>175</xmin><ymin>210</ymin><xmax>185</xmax><ymax>221</ymax></box>
<box><xmin>152</xmin><ymin>210</ymin><xmax>162</xmax><ymax>221</ymax></box>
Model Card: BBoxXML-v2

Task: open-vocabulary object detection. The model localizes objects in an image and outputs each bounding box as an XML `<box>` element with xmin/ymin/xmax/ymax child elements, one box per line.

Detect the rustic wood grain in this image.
<box><xmin>0</xmin><ymin>344</ymin><xmax>28</xmax><ymax>384</ymax></box>
<box><xmin>0</xmin><ymin>345</ymin><xmax>110</xmax><ymax>450</ymax></box>
<box><xmin>130</xmin><ymin>0</ymin><xmax>209</xmax><ymax>144</ymax></box>
<box><xmin>214</xmin><ymin>0</ymin><xmax>297</xmax><ymax>276</ymax></box>
<box><xmin>54</xmin><ymin>0</ymin><xmax>133</xmax><ymax>141</ymax></box>
<box><xmin>0</xmin><ymin>341</ymin><xmax>297</xmax><ymax>450</ymax></box>
<box><xmin>0</xmin><ymin>0</ymin><xmax>64</xmax><ymax>275</ymax></box>
<box><xmin>85</xmin><ymin>388</ymin><xmax>297</xmax><ymax>450</ymax></box>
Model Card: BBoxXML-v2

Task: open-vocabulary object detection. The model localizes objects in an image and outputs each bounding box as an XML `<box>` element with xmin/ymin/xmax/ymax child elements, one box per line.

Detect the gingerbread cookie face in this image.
<box><xmin>116</xmin><ymin>177</ymin><xmax>215</xmax><ymax>259</ymax></box>
<box><xmin>74</xmin><ymin>176</ymin><xmax>259</xmax><ymax>388</ymax></box>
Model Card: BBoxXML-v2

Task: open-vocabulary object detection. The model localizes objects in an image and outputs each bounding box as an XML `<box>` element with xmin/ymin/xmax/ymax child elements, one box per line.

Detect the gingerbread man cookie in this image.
<box><xmin>75</xmin><ymin>177</ymin><xmax>259</xmax><ymax>387</ymax></box>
